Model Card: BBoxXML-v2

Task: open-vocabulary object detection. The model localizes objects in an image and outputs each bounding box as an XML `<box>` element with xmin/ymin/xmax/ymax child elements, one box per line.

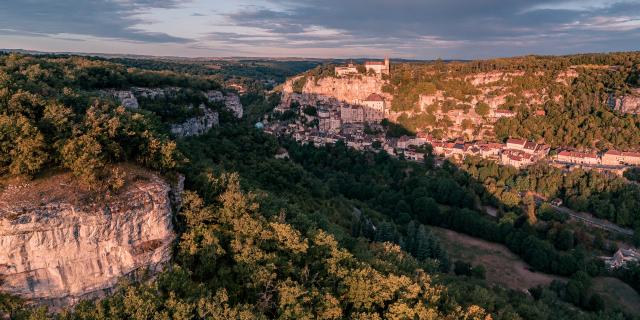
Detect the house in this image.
<box><xmin>478</xmin><ymin>143</ymin><xmax>503</xmax><ymax>158</ymax></box>
<box><xmin>501</xmin><ymin>149</ymin><xmax>535</xmax><ymax>169</ymax></box>
<box><xmin>556</xmin><ymin>150</ymin><xmax>599</xmax><ymax>165</ymax></box>
<box><xmin>602</xmin><ymin>150</ymin><xmax>640</xmax><ymax>166</ymax></box>
<box><xmin>361</xmin><ymin>93</ymin><xmax>387</xmax><ymax>122</ymax></box>
<box><xmin>506</xmin><ymin>138</ymin><xmax>526</xmax><ymax>150</ymax></box>
<box><xmin>335</xmin><ymin>64</ymin><xmax>358</xmax><ymax>76</ymax></box>
<box><xmin>604</xmin><ymin>248</ymin><xmax>640</xmax><ymax>269</ymax></box>
<box><xmin>602</xmin><ymin>150</ymin><xmax>624</xmax><ymax>165</ymax></box>
<box><xmin>364</xmin><ymin>57</ymin><xmax>390</xmax><ymax>75</ymax></box>
<box><xmin>340</xmin><ymin>105</ymin><xmax>364</xmax><ymax>123</ymax></box>
<box><xmin>623</xmin><ymin>152</ymin><xmax>640</xmax><ymax>165</ymax></box>
<box><xmin>404</xmin><ymin>148</ymin><xmax>425</xmax><ymax>162</ymax></box>
<box><xmin>275</xmin><ymin>148</ymin><xmax>290</xmax><ymax>160</ymax></box>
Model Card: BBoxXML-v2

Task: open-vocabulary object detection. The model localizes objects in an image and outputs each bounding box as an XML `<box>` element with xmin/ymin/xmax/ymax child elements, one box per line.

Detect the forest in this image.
<box><xmin>1</xmin><ymin>52</ymin><xmax>640</xmax><ymax>319</ymax></box>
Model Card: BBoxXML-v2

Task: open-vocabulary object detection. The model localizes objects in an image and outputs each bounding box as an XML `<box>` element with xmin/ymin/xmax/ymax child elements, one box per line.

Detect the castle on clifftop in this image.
<box><xmin>335</xmin><ymin>57</ymin><xmax>390</xmax><ymax>77</ymax></box>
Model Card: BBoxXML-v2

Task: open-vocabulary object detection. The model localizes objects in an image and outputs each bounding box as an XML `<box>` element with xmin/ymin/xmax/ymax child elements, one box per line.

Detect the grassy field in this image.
<box><xmin>592</xmin><ymin>277</ymin><xmax>640</xmax><ymax>315</ymax></box>
<box><xmin>431</xmin><ymin>226</ymin><xmax>564</xmax><ymax>291</ymax></box>
<box><xmin>432</xmin><ymin>226</ymin><xmax>640</xmax><ymax>315</ymax></box>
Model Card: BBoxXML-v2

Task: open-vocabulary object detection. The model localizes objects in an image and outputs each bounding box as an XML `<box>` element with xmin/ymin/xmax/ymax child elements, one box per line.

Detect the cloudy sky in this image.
<box><xmin>1</xmin><ymin>0</ymin><xmax>639</xmax><ymax>59</ymax></box>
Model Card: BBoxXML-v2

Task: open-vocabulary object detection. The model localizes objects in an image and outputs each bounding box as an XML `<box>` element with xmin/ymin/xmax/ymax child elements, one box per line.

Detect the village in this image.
<box><xmin>264</xmin><ymin>58</ymin><xmax>640</xmax><ymax>177</ymax></box>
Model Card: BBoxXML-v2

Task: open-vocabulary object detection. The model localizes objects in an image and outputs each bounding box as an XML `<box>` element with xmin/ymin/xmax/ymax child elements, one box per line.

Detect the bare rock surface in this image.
<box><xmin>205</xmin><ymin>90</ymin><xmax>244</xmax><ymax>118</ymax></box>
<box><xmin>109</xmin><ymin>90</ymin><xmax>139</xmax><ymax>109</ymax></box>
<box><xmin>611</xmin><ymin>89</ymin><xmax>640</xmax><ymax>114</ymax></box>
<box><xmin>170</xmin><ymin>105</ymin><xmax>219</xmax><ymax>138</ymax></box>
<box><xmin>0</xmin><ymin>166</ymin><xmax>175</xmax><ymax>305</ymax></box>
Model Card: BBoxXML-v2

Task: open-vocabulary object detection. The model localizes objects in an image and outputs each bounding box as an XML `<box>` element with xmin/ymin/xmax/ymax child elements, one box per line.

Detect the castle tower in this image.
<box><xmin>384</xmin><ymin>56</ymin><xmax>390</xmax><ymax>74</ymax></box>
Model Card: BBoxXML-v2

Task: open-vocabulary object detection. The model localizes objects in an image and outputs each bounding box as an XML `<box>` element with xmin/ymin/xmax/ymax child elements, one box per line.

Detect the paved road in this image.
<box><xmin>551</xmin><ymin>205</ymin><xmax>634</xmax><ymax>236</ymax></box>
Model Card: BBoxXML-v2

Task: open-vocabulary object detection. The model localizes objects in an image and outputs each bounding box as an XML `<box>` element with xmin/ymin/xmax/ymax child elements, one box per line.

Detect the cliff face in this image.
<box><xmin>611</xmin><ymin>90</ymin><xmax>640</xmax><ymax>114</ymax></box>
<box><xmin>0</xmin><ymin>167</ymin><xmax>175</xmax><ymax>305</ymax></box>
<box><xmin>205</xmin><ymin>90</ymin><xmax>244</xmax><ymax>118</ymax></box>
<box><xmin>170</xmin><ymin>105</ymin><xmax>219</xmax><ymax>138</ymax></box>
<box><xmin>280</xmin><ymin>75</ymin><xmax>391</xmax><ymax>108</ymax></box>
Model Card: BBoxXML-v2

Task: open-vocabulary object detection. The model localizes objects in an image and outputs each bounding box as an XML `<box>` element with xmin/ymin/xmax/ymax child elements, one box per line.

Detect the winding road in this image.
<box><xmin>551</xmin><ymin>205</ymin><xmax>634</xmax><ymax>236</ymax></box>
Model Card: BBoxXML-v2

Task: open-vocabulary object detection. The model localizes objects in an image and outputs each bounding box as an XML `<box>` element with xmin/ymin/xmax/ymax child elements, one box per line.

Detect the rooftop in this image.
<box><xmin>365</xmin><ymin>93</ymin><xmax>385</xmax><ymax>102</ymax></box>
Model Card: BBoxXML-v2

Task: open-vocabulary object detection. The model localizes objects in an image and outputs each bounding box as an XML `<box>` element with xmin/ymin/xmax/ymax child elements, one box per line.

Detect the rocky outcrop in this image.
<box><xmin>610</xmin><ymin>89</ymin><xmax>640</xmax><ymax>114</ymax></box>
<box><xmin>110</xmin><ymin>90</ymin><xmax>139</xmax><ymax>109</ymax></box>
<box><xmin>0</xmin><ymin>167</ymin><xmax>175</xmax><ymax>305</ymax></box>
<box><xmin>281</xmin><ymin>75</ymin><xmax>391</xmax><ymax>108</ymax></box>
<box><xmin>132</xmin><ymin>87</ymin><xmax>181</xmax><ymax>99</ymax></box>
<box><xmin>224</xmin><ymin>94</ymin><xmax>243</xmax><ymax>118</ymax></box>
<box><xmin>464</xmin><ymin>71</ymin><xmax>525</xmax><ymax>86</ymax></box>
<box><xmin>308</xmin><ymin>76</ymin><xmax>389</xmax><ymax>102</ymax></box>
<box><xmin>205</xmin><ymin>90</ymin><xmax>244</xmax><ymax>118</ymax></box>
<box><xmin>170</xmin><ymin>105</ymin><xmax>219</xmax><ymax>138</ymax></box>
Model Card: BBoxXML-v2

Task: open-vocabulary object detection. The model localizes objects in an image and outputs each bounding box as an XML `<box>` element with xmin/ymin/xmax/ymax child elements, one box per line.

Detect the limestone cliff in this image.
<box><xmin>0</xmin><ymin>167</ymin><xmax>175</xmax><ymax>305</ymax></box>
<box><xmin>280</xmin><ymin>75</ymin><xmax>391</xmax><ymax>108</ymax></box>
<box><xmin>610</xmin><ymin>89</ymin><xmax>640</xmax><ymax>114</ymax></box>
<box><xmin>170</xmin><ymin>105</ymin><xmax>219</xmax><ymax>138</ymax></box>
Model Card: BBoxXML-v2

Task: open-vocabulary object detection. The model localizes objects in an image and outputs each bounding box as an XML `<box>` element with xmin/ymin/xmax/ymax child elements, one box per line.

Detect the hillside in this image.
<box><xmin>1</xmin><ymin>52</ymin><xmax>639</xmax><ymax>319</ymax></box>
<box><xmin>281</xmin><ymin>53</ymin><xmax>640</xmax><ymax>148</ymax></box>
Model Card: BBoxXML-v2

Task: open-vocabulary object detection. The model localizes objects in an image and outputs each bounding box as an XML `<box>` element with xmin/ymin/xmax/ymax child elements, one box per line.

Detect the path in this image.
<box><xmin>551</xmin><ymin>205</ymin><xmax>634</xmax><ymax>236</ymax></box>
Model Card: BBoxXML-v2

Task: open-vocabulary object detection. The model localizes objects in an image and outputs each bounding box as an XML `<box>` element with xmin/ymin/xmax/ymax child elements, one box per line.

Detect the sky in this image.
<box><xmin>1</xmin><ymin>0</ymin><xmax>639</xmax><ymax>59</ymax></box>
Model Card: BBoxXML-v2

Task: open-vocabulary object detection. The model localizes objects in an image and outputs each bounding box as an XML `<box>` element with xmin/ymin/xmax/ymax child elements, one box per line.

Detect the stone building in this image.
<box><xmin>340</xmin><ymin>105</ymin><xmax>364</xmax><ymax>123</ymax></box>
<box><xmin>602</xmin><ymin>150</ymin><xmax>640</xmax><ymax>166</ymax></box>
<box><xmin>364</xmin><ymin>56</ymin><xmax>390</xmax><ymax>75</ymax></box>
<box><xmin>335</xmin><ymin>64</ymin><xmax>359</xmax><ymax>76</ymax></box>
<box><xmin>556</xmin><ymin>150</ymin><xmax>599</xmax><ymax>165</ymax></box>
<box><xmin>361</xmin><ymin>93</ymin><xmax>387</xmax><ymax>122</ymax></box>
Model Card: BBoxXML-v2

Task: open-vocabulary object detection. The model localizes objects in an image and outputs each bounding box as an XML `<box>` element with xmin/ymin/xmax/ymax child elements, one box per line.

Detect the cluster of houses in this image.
<box><xmin>265</xmin><ymin>99</ymin><xmax>556</xmax><ymax>168</ymax></box>
<box><xmin>555</xmin><ymin>149</ymin><xmax>640</xmax><ymax>167</ymax></box>
<box><xmin>428</xmin><ymin>137</ymin><xmax>550</xmax><ymax>168</ymax></box>
<box><xmin>268</xmin><ymin>86</ymin><xmax>640</xmax><ymax>173</ymax></box>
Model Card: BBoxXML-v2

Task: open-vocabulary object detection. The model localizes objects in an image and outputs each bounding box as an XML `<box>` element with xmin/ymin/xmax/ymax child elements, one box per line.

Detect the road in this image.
<box><xmin>551</xmin><ymin>205</ymin><xmax>634</xmax><ymax>236</ymax></box>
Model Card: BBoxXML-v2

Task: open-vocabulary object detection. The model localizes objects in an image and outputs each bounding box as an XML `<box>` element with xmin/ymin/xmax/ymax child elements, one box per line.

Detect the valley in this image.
<box><xmin>0</xmin><ymin>51</ymin><xmax>640</xmax><ymax>319</ymax></box>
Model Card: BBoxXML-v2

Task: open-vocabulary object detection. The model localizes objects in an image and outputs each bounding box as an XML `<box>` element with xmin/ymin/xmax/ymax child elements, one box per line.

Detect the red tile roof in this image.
<box><xmin>507</xmin><ymin>138</ymin><xmax>526</xmax><ymax>145</ymax></box>
<box><xmin>365</xmin><ymin>93</ymin><xmax>385</xmax><ymax>102</ymax></box>
<box><xmin>623</xmin><ymin>151</ymin><xmax>640</xmax><ymax>158</ymax></box>
<box><xmin>605</xmin><ymin>150</ymin><xmax>623</xmax><ymax>156</ymax></box>
<box><xmin>558</xmin><ymin>151</ymin><xmax>597</xmax><ymax>159</ymax></box>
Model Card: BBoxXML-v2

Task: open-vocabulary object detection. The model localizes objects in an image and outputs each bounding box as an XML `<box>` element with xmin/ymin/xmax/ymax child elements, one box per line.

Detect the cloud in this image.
<box><xmin>213</xmin><ymin>0</ymin><xmax>640</xmax><ymax>58</ymax></box>
<box><xmin>0</xmin><ymin>0</ymin><xmax>191</xmax><ymax>43</ymax></box>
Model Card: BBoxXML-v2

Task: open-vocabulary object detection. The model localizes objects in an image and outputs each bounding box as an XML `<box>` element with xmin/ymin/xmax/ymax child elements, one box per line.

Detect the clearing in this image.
<box><xmin>592</xmin><ymin>277</ymin><xmax>640</xmax><ymax>315</ymax></box>
<box><xmin>431</xmin><ymin>226</ymin><xmax>564</xmax><ymax>291</ymax></box>
<box><xmin>432</xmin><ymin>226</ymin><xmax>640</xmax><ymax>315</ymax></box>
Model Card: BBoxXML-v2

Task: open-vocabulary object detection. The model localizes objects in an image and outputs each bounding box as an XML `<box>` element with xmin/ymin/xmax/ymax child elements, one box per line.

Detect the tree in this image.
<box><xmin>454</xmin><ymin>261</ymin><xmax>472</xmax><ymax>276</ymax></box>
<box><xmin>555</xmin><ymin>229</ymin><xmax>575</xmax><ymax>251</ymax></box>
<box><xmin>474</xmin><ymin>102</ymin><xmax>490</xmax><ymax>117</ymax></box>
<box><xmin>471</xmin><ymin>265</ymin><xmax>486</xmax><ymax>279</ymax></box>
<box><xmin>524</xmin><ymin>194</ymin><xmax>537</xmax><ymax>225</ymax></box>
<box><xmin>0</xmin><ymin>114</ymin><xmax>47</xmax><ymax>176</ymax></box>
<box><xmin>586</xmin><ymin>293</ymin><xmax>605</xmax><ymax>312</ymax></box>
<box><xmin>61</xmin><ymin>134</ymin><xmax>105</xmax><ymax>186</ymax></box>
